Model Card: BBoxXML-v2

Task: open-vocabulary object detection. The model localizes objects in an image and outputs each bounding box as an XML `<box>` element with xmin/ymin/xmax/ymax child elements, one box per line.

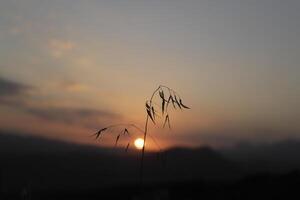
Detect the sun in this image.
<box><xmin>134</xmin><ymin>138</ymin><xmax>144</xmax><ymax>150</ymax></box>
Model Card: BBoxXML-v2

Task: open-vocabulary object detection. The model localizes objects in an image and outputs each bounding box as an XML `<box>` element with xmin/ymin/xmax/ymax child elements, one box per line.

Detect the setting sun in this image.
<box><xmin>134</xmin><ymin>138</ymin><xmax>144</xmax><ymax>150</ymax></box>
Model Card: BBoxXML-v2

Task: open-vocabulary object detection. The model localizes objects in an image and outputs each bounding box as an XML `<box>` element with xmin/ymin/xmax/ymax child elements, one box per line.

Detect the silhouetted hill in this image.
<box><xmin>222</xmin><ymin>140</ymin><xmax>300</xmax><ymax>172</ymax></box>
<box><xmin>0</xmin><ymin>131</ymin><xmax>240</xmax><ymax>193</ymax></box>
<box><xmin>1</xmin><ymin>131</ymin><xmax>300</xmax><ymax>199</ymax></box>
<box><xmin>0</xmin><ymin>131</ymin><xmax>117</xmax><ymax>155</ymax></box>
<box><xmin>160</xmin><ymin>147</ymin><xmax>242</xmax><ymax>180</ymax></box>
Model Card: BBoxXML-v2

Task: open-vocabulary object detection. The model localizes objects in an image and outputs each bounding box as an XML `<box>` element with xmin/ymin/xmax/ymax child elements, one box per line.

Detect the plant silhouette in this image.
<box><xmin>93</xmin><ymin>85</ymin><xmax>190</xmax><ymax>183</ymax></box>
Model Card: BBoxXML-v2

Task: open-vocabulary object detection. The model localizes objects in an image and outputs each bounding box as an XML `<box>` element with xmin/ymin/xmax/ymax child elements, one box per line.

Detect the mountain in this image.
<box><xmin>0</xmin><ymin>131</ymin><xmax>241</xmax><ymax>193</ymax></box>
<box><xmin>221</xmin><ymin>140</ymin><xmax>300</xmax><ymax>172</ymax></box>
<box><xmin>1</xmin><ymin>130</ymin><xmax>300</xmax><ymax>196</ymax></box>
<box><xmin>0</xmin><ymin>131</ymin><xmax>116</xmax><ymax>155</ymax></box>
<box><xmin>153</xmin><ymin>147</ymin><xmax>242</xmax><ymax>180</ymax></box>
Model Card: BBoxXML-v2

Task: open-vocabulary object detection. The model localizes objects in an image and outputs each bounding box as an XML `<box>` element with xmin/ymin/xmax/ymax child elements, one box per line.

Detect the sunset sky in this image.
<box><xmin>0</xmin><ymin>0</ymin><xmax>299</xmax><ymax>149</ymax></box>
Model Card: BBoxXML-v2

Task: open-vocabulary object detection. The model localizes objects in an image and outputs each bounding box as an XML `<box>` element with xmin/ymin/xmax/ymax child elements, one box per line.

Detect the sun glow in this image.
<box><xmin>134</xmin><ymin>138</ymin><xmax>144</xmax><ymax>150</ymax></box>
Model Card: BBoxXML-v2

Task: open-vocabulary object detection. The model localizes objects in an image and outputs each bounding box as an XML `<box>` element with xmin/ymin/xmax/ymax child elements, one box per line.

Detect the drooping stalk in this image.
<box><xmin>93</xmin><ymin>85</ymin><xmax>190</xmax><ymax>185</ymax></box>
<box><xmin>140</xmin><ymin>114</ymin><xmax>149</xmax><ymax>184</ymax></box>
<box><xmin>140</xmin><ymin>86</ymin><xmax>161</xmax><ymax>184</ymax></box>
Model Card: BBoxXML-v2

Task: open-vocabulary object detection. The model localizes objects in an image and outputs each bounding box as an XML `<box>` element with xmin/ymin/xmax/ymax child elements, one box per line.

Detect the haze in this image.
<box><xmin>0</xmin><ymin>0</ymin><xmax>299</xmax><ymax>149</ymax></box>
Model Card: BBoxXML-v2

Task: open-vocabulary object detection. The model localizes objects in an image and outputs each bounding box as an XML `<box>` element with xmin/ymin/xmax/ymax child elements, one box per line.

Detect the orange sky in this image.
<box><xmin>0</xmin><ymin>0</ymin><xmax>300</xmax><ymax>149</ymax></box>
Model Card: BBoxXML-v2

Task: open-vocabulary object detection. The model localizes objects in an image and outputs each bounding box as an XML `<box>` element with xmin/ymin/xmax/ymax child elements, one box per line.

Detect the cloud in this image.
<box><xmin>0</xmin><ymin>77</ymin><xmax>32</xmax><ymax>107</ymax></box>
<box><xmin>0</xmin><ymin>77</ymin><xmax>31</xmax><ymax>96</ymax></box>
<box><xmin>58</xmin><ymin>80</ymin><xmax>89</xmax><ymax>93</ymax></box>
<box><xmin>25</xmin><ymin>107</ymin><xmax>119</xmax><ymax>128</ymax></box>
<box><xmin>48</xmin><ymin>39</ymin><xmax>76</xmax><ymax>58</ymax></box>
<box><xmin>0</xmin><ymin>77</ymin><xmax>120</xmax><ymax>129</ymax></box>
<box><xmin>43</xmin><ymin>80</ymin><xmax>90</xmax><ymax>94</ymax></box>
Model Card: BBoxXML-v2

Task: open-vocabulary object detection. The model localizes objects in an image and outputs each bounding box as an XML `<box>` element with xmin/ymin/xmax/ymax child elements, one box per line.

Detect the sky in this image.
<box><xmin>0</xmin><ymin>0</ymin><xmax>299</xmax><ymax>149</ymax></box>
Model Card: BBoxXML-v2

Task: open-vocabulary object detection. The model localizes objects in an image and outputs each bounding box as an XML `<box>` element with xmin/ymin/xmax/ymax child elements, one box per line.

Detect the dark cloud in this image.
<box><xmin>0</xmin><ymin>77</ymin><xmax>31</xmax><ymax>107</ymax></box>
<box><xmin>25</xmin><ymin>107</ymin><xmax>119</xmax><ymax>128</ymax></box>
<box><xmin>0</xmin><ymin>77</ymin><xmax>120</xmax><ymax>129</ymax></box>
<box><xmin>0</xmin><ymin>77</ymin><xmax>30</xmax><ymax>96</ymax></box>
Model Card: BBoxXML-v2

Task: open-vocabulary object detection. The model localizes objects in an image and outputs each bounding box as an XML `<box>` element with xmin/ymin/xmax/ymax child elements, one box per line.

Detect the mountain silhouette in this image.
<box><xmin>1</xmin><ymin>130</ymin><xmax>300</xmax><ymax>198</ymax></box>
<box><xmin>0</xmin><ymin>131</ymin><xmax>240</xmax><ymax>192</ymax></box>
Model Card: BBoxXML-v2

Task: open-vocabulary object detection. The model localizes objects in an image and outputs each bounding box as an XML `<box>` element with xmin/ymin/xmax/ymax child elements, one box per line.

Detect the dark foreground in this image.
<box><xmin>1</xmin><ymin>133</ymin><xmax>300</xmax><ymax>199</ymax></box>
<box><xmin>1</xmin><ymin>171</ymin><xmax>300</xmax><ymax>200</ymax></box>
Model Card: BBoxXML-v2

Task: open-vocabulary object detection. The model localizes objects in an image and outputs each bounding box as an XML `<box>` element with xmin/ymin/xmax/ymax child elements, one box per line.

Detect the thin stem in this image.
<box><xmin>140</xmin><ymin>85</ymin><xmax>161</xmax><ymax>184</ymax></box>
<box><xmin>96</xmin><ymin>123</ymin><xmax>162</xmax><ymax>152</ymax></box>
<box><xmin>140</xmin><ymin>115</ymin><xmax>148</xmax><ymax>184</ymax></box>
<box><xmin>94</xmin><ymin>85</ymin><xmax>187</xmax><ymax>185</ymax></box>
